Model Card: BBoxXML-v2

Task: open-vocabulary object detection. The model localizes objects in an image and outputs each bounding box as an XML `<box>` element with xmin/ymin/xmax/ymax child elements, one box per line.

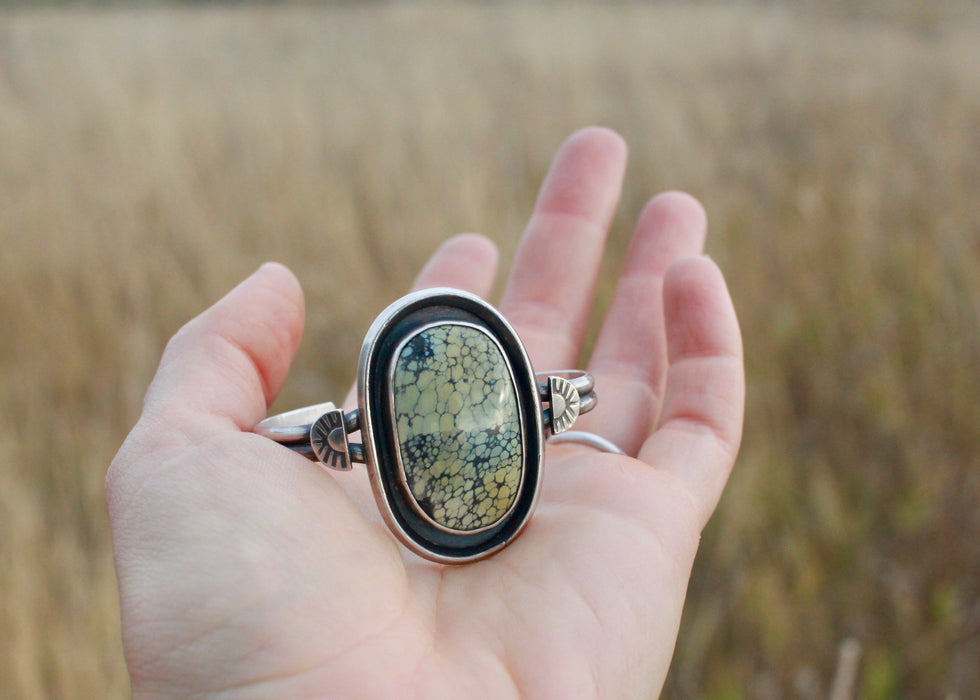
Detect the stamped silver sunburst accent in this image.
<box><xmin>549</xmin><ymin>375</ymin><xmax>580</xmax><ymax>434</ymax></box>
<box><xmin>311</xmin><ymin>409</ymin><xmax>353</xmax><ymax>471</ymax></box>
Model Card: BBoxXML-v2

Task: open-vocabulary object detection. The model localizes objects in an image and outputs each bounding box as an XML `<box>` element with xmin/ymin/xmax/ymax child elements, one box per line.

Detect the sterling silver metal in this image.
<box><xmin>254</xmin><ymin>372</ymin><xmax>599</xmax><ymax>466</ymax></box>
<box><xmin>253</xmin><ymin>288</ymin><xmax>601</xmax><ymax>564</ymax></box>
<box><xmin>547</xmin><ymin>430</ymin><xmax>626</xmax><ymax>455</ymax></box>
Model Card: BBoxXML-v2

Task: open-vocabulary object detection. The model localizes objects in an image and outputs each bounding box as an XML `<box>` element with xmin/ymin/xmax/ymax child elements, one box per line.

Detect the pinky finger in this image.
<box><xmin>638</xmin><ymin>256</ymin><xmax>744</xmax><ymax>530</ymax></box>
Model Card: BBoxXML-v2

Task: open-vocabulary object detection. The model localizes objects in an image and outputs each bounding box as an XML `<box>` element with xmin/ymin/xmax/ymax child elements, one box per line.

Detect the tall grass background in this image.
<box><xmin>1</xmin><ymin>2</ymin><xmax>979</xmax><ymax>697</ymax></box>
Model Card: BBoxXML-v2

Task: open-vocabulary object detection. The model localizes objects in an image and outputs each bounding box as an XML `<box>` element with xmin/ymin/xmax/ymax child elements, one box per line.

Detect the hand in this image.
<box><xmin>107</xmin><ymin>127</ymin><xmax>744</xmax><ymax>699</ymax></box>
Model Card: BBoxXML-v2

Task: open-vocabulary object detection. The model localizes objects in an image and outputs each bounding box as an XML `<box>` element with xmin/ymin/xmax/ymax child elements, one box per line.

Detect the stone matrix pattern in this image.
<box><xmin>392</xmin><ymin>323</ymin><xmax>523</xmax><ymax>531</ymax></box>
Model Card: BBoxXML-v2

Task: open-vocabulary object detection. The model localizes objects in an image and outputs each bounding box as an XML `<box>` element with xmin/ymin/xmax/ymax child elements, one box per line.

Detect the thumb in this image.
<box><xmin>142</xmin><ymin>262</ymin><xmax>306</xmax><ymax>433</ymax></box>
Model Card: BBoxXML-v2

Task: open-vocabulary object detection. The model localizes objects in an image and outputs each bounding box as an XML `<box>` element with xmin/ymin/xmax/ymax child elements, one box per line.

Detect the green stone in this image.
<box><xmin>392</xmin><ymin>324</ymin><xmax>523</xmax><ymax>531</ymax></box>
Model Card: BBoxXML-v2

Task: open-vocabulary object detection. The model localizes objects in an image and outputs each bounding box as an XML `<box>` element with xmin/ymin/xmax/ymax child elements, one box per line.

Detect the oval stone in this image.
<box><xmin>391</xmin><ymin>323</ymin><xmax>524</xmax><ymax>532</ymax></box>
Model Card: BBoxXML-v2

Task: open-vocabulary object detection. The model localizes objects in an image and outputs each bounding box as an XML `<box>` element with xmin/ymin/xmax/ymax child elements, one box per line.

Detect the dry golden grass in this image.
<box><xmin>2</xmin><ymin>2</ymin><xmax>979</xmax><ymax>697</ymax></box>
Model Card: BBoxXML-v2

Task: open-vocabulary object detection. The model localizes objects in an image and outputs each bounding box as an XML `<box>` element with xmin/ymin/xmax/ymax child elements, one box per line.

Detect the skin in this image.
<box><xmin>106</xmin><ymin>127</ymin><xmax>744</xmax><ymax>699</ymax></box>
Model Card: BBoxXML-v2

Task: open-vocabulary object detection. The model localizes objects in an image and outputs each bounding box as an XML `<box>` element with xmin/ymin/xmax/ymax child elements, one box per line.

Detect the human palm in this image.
<box><xmin>107</xmin><ymin>128</ymin><xmax>744</xmax><ymax>699</ymax></box>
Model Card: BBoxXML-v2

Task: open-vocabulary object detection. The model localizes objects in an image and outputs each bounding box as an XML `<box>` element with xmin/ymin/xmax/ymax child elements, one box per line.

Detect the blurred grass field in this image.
<box><xmin>2</xmin><ymin>1</ymin><xmax>980</xmax><ymax>697</ymax></box>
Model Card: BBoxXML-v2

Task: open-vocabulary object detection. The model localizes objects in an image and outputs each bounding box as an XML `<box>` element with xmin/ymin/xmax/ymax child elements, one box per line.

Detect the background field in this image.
<box><xmin>2</xmin><ymin>1</ymin><xmax>979</xmax><ymax>697</ymax></box>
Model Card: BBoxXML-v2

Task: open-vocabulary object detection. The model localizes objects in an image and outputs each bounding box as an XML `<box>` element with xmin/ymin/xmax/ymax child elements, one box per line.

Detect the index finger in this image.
<box><xmin>499</xmin><ymin>127</ymin><xmax>627</xmax><ymax>370</ymax></box>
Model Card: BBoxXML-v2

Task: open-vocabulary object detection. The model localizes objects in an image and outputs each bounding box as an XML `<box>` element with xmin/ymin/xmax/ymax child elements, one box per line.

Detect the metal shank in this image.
<box><xmin>254</xmin><ymin>368</ymin><xmax>597</xmax><ymax>467</ymax></box>
<box><xmin>254</xmin><ymin>403</ymin><xmax>365</xmax><ymax>464</ymax></box>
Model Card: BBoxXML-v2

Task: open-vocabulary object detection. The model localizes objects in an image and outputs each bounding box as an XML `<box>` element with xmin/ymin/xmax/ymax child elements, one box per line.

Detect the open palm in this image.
<box><xmin>107</xmin><ymin>128</ymin><xmax>744</xmax><ymax>699</ymax></box>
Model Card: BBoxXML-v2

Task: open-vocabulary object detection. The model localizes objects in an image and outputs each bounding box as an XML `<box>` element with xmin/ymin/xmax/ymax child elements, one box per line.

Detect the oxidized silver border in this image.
<box><xmin>357</xmin><ymin>288</ymin><xmax>544</xmax><ymax>564</ymax></box>
<box><xmin>385</xmin><ymin>320</ymin><xmax>527</xmax><ymax>536</ymax></box>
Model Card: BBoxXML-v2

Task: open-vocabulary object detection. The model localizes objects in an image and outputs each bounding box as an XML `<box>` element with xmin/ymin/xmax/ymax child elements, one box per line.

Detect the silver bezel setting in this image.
<box><xmin>358</xmin><ymin>288</ymin><xmax>544</xmax><ymax>564</ymax></box>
